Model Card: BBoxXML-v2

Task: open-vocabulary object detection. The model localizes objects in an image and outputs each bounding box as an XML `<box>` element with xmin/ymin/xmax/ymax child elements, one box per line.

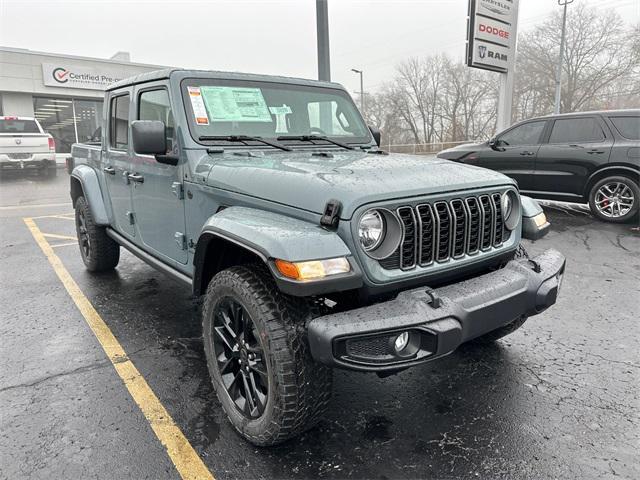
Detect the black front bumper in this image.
<box><xmin>308</xmin><ymin>249</ymin><xmax>566</xmax><ymax>372</ymax></box>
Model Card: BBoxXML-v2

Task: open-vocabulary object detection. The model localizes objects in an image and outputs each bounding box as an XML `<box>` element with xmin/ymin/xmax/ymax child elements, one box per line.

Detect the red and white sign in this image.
<box><xmin>475</xmin><ymin>16</ymin><xmax>512</xmax><ymax>48</ymax></box>
<box><xmin>466</xmin><ymin>0</ymin><xmax>519</xmax><ymax>73</ymax></box>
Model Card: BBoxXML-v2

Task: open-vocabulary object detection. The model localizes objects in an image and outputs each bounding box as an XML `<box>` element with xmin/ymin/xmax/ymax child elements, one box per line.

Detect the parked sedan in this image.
<box><xmin>438</xmin><ymin>110</ymin><xmax>639</xmax><ymax>223</ymax></box>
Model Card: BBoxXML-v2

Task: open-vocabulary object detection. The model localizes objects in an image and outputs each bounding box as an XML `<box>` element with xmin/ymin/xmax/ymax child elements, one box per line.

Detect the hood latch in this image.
<box><xmin>320</xmin><ymin>199</ymin><xmax>342</xmax><ymax>229</ymax></box>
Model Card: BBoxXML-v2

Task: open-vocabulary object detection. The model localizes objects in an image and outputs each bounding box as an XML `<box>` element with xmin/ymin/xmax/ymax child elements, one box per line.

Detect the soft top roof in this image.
<box><xmin>106</xmin><ymin>68</ymin><xmax>345</xmax><ymax>92</ymax></box>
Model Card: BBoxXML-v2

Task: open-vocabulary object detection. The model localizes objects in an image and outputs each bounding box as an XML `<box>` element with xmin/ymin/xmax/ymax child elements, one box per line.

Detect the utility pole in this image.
<box><xmin>495</xmin><ymin>0</ymin><xmax>520</xmax><ymax>132</ymax></box>
<box><xmin>554</xmin><ymin>0</ymin><xmax>574</xmax><ymax>114</ymax></box>
<box><xmin>351</xmin><ymin>68</ymin><xmax>364</xmax><ymax>116</ymax></box>
<box><xmin>316</xmin><ymin>0</ymin><xmax>331</xmax><ymax>81</ymax></box>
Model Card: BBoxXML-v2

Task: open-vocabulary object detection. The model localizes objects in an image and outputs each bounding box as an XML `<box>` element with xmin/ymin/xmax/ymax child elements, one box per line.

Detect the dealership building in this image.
<box><xmin>0</xmin><ymin>46</ymin><xmax>167</xmax><ymax>155</ymax></box>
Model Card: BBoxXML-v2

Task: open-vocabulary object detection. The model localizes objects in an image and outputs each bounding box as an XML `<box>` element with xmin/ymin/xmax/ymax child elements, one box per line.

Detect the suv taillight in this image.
<box><xmin>48</xmin><ymin>137</ymin><xmax>55</xmax><ymax>151</ymax></box>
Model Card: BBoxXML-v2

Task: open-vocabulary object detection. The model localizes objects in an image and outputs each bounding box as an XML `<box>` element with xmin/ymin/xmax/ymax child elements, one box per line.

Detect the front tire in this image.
<box><xmin>74</xmin><ymin>196</ymin><xmax>120</xmax><ymax>272</ymax></box>
<box><xmin>202</xmin><ymin>265</ymin><xmax>332</xmax><ymax>446</ymax></box>
<box><xmin>588</xmin><ymin>175</ymin><xmax>639</xmax><ymax>224</ymax></box>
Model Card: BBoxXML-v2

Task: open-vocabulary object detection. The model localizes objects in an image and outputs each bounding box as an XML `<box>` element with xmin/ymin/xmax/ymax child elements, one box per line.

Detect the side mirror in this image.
<box><xmin>132</xmin><ymin>120</ymin><xmax>166</xmax><ymax>155</ymax></box>
<box><xmin>131</xmin><ymin>120</ymin><xmax>178</xmax><ymax>166</ymax></box>
<box><xmin>489</xmin><ymin>138</ymin><xmax>505</xmax><ymax>151</ymax></box>
<box><xmin>369</xmin><ymin>125</ymin><xmax>381</xmax><ymax>147</ymax></box>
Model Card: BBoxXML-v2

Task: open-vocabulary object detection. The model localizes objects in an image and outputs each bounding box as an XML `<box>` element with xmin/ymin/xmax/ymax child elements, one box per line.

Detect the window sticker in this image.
<box><xmin>269</xmin><ymin>105</ymin><xmax>292</xmax><ymax>115</ymax></box>
<box><xmin>200</xmin><ymin>86</ymin><xmax>272</xmax><ymax>123</ymax></box>
<box><xmin>187</xmin><ymin>87</ymin><xmax>209</xmax><ymax>125</ymax></box>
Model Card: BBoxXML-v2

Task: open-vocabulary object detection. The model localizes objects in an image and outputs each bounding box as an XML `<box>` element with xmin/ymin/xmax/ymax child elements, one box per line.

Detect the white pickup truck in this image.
<box><xmin>0</xmin><ymin>116</ymin><xmax>57</xmax><ymax>177</ymax></box>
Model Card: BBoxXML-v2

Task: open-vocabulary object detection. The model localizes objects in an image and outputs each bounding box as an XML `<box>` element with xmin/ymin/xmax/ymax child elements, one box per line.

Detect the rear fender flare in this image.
<box><xmin>70</xmin><ymin>164</ymin><xmax>109</xmax><ymax>225</ymax></box>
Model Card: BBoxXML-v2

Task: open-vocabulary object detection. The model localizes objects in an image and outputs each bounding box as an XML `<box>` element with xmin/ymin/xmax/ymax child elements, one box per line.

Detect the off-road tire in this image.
<box><xmin>588</xmin><ymin>175</ymin><xmax>639</xmax><ymax>224</ymax></box>
<box><xmin>202</xmin><ymin>265</ymin><xmax>332</xmax><ymax>446</ymax></box>
<box><xmin>74</xmin><ymin>196</ymin><xmax>120</xmax><ymax>272</ymax></box>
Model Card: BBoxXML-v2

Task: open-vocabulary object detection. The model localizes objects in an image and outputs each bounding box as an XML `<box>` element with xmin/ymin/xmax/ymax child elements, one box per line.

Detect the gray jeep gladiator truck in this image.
<box><xmin>70</xmin><ymin>69</ymin><xmax>565</xmax><ymax>446</ymax></box>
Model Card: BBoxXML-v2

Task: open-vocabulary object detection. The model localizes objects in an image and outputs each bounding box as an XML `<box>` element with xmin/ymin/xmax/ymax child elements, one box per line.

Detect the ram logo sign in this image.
<box><xmin>466</xmin><ymin>0</ymin><xmax>518</xmax><ymax>73</ymax></box>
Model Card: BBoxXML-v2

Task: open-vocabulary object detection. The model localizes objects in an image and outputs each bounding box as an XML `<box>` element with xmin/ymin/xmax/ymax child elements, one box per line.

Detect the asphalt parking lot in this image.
<box><xmin>1</xmin><ymin>170</ymin><xmax>638</xmax><ymax>480</ymax></box>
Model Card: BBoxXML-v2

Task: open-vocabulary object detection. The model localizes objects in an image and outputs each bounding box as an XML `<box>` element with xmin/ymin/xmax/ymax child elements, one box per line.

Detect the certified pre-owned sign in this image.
<box><xmin>466</xmin><ymin>0</ymin><xmax>519</xmax><ymax>73</ymax></box>
<box><xmin>42</xmin><ymin>63</ymin><xmax>125</xmax><ymax>90</ymax></box>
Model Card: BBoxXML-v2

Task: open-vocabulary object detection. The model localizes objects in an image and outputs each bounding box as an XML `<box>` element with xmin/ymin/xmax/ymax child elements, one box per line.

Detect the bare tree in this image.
<box><xmin>515</xmin><ymin>5</ymin><xmax>639</xmax><ymax>118</ymax></box>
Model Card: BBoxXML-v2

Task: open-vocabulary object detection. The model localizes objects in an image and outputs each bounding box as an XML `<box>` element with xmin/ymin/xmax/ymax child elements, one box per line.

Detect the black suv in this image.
<box><xmin>438</xmin><ymin>110</ymin><xmax>640</xmax><ymax>223</ymax></box>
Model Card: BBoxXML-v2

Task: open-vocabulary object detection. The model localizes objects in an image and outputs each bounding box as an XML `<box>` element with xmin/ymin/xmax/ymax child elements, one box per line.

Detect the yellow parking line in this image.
<box><xmin>29</xmin><ymin>213</ymin><xmax>74</xmax><ymax>220</ymax></box>
<box><xmin>23</xmin><ymin>217</ymin><xmax>215</xmax><ymax>480</ymax></box>
<box><xmin>51</xmin><ymin>242</ymin><xmax>78</xmax><ymax>248</ymax></box>
<box><xmin>43</xmin><ymin>233</ymin><xmax>78</xmax><ymax>241</ymax></box>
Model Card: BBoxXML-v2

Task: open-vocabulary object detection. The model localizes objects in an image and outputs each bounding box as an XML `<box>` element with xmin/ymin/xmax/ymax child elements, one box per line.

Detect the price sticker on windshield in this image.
<box><xmin>187</xmin><ymin>86</ymin><xmax>209</xmax><ymax>125</ymax></box>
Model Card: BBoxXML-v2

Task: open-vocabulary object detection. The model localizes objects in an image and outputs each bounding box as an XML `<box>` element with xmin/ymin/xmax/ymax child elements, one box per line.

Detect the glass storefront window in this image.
<box><xmin>33</xmin><ymin>97</ymin><xmax>103</xmax><ymax>153</ymax></box>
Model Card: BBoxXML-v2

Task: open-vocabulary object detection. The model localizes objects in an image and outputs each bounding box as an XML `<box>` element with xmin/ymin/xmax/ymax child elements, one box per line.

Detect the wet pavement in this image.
<box><xmin>1</xmin><ymin>170</ymin><xmax>639</xmax><ymax>479</ymax></box>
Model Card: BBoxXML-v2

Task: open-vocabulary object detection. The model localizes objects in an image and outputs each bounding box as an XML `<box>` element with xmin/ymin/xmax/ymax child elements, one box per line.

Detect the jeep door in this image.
<box><xmin>535</xmin><ymin>116</ymin><xmax>613</xmax><ymax>199</ymax></box>
<box><xmin>476</xmin><ymin>120</ymin><xmax>547</xmax><ymax>191</ymax></box>
<box><xmin>129</xmin><ymin>84</ymin><xmax>188</xmax><ymax>265</ymax></box>
<box><xmin>103</xmin><ymin>90</ymin><xmax>135</xmax><ymax>238</ymax></box>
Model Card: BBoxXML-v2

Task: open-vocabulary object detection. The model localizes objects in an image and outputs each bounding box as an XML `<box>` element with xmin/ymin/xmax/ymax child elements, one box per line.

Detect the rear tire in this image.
<box><xmin>588</xmin><ymin>175</ymin><xmax>639</xmax><ymax>224</ymax></box>
<box><xmin>74</xmin><ymin>196</ymin><xmax>120</xmax><ymax>272</ymax></box>
<box><xmin>202</xmin><ymin>265</ymin><xmax>332</xmax><ymax>446</ymax></box>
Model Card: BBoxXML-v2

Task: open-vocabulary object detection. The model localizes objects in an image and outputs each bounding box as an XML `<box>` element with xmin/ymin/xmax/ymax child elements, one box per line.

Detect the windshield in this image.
<box><xmin>181</xmin><ymin>78</ymin><xmax>370</xmax><ymax>146</ymax></box>
<box><xmin>0</xmin><ymin>118</ymin><xmax>41</xmax><ymax>134</ymax></box>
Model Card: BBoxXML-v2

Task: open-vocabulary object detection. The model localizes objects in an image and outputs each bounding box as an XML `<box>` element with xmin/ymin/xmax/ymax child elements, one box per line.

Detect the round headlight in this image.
<box><xmin>502</xmin><ymin>190</ymin><xmax>521</xmax><ymax>230</ymax></box>
<box><xmin>359</xmin><ymin>210</ymin><xmax>385</xmax><ymax>251</ymax></box>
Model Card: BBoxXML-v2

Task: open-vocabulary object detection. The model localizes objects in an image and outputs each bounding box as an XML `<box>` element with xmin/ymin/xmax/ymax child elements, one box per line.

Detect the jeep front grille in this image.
<box><xmin>378</xmin><ymin>192</ymin><xmax>510</xmax><ymax>271</ymax></box>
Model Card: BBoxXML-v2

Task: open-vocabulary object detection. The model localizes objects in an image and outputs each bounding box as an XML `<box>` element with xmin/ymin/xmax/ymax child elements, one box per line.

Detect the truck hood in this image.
<box><xmin>199</xmin><ymin>150</ymin><xmax>513</xmax><ymax>218</ymax></box>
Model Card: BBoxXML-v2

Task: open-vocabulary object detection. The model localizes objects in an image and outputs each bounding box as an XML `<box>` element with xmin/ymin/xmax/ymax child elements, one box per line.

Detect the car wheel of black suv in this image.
<box><xmin>202</xmin><ymin>264</ymin><xmax>332</xmax><ymax>446</ymax></box>
<box><xmin>589</xmin><ymin>175</ymin><xmax>639</xmax><ymax>224</ymax></box>
<box><xmin>74</xmin><ymin>196</ymin><xmax>120</xmax><ymax>272</ymax></box>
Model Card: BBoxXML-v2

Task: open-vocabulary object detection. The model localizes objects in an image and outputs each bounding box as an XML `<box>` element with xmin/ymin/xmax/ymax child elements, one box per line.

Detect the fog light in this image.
<box><xmin>394</xmin><ymin>332</ymin><xmax>410</xmax><ymax>352</ymax></box>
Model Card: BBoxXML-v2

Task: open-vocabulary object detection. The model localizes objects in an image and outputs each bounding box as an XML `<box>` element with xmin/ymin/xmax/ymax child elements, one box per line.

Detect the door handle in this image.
<box><xmin>103</xmin><ymin>166</ymin><xmax>115</xmax><ymax>175</ymax></box>
<box><xmin>520</xmin><ymin>151</ymin><xmax>534</xmax><ymax>156</ymax></box>
<box><xmin>127</xmin><ymin>172</ymin><xmax>144</xmax><ymax>183</ymax></box>
<box><xmin>587</xmin><ymin>149</ymin><xmax>605</xmax><ymax>154</ymax></box>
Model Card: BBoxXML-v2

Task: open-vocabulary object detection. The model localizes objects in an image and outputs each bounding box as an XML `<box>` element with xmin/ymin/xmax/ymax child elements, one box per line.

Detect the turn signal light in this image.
<box><xmin>533</xmin><ymin>212</ymin><xmax>547</xmax><ymax>227</ymax></box>
<box><xmin>275</xmin><ymin>257</ymin><xmax>350</xmax><ymax>281</ymax></box>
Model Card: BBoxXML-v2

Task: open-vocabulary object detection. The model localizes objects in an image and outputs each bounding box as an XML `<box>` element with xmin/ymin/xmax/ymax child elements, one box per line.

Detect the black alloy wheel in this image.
<box><xmin>212</xmin><ymin>297</ymin><xmax>268</xmax><ymax>419</ymax></box>
<box><xmin>76</xmin><ymin>206</ymin><xmax>92</xmax><ymax>260</ymax></box>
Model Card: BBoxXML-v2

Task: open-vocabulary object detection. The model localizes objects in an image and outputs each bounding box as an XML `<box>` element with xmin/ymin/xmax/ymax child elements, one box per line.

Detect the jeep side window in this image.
<box><xmin>549</xmin><ymin>117</ymin><xmax>604</xmax><ymax>144</ymax></box>
<box><xmin>498</xmin><ymin>121</ymin><xmax>545</xmax><ymax>146</ymax></box>
<box><xmin>138</xmin><ymin>89</ymin><xmax>174</xmax><ymax>152</ymax></box>
<box><xmin>109</xmin><ymin>94</ymin><xmax>130</xmax><ymax>150</ymax></box>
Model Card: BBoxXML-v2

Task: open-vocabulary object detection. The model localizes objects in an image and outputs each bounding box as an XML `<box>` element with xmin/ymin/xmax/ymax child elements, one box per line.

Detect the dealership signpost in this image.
<box><xmin>467</xmin><ymin>0</ymin><xmax>520</xmax><ymax>132</ymax></box>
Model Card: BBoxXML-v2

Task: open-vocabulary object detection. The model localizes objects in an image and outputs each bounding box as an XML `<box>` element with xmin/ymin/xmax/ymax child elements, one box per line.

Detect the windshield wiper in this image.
<box><xmin>276</xmin><ymin>135</ymin><xmax>355</xmax><ymax>150</ymax></box>
<box><xmin>198</xmin><ymin>135</ymin><xmax>292</xmax><ymax>152</ymax></box>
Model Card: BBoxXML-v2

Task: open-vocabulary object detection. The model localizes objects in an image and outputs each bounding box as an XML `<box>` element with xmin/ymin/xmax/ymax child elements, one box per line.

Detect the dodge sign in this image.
<box><xmin>466</xmin><ymin>0</ymin><xmax>519</xmax><ymax>73</ymax></box>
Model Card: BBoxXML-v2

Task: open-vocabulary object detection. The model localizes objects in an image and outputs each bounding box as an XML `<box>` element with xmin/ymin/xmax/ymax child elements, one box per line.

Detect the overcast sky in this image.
<box><xmin>1</xmin><ymin>0</ymin><xmax>638</xmax><ymax>96</ymax></box>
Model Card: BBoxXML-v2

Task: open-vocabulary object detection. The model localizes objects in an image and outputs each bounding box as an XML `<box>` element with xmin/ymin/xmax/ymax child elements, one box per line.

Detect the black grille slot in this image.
<box><xmin>345</xmin><ymin>335</ymin><xmax>394</xmax><ymax>360</ymax></box>
<box><xmin>479</xmin><ymin>195</ymin><xmax>494</xmax><ymax>250</ymax></box>
<box><xmin>417</xmin><ymin>204</ymin><xmax>435</xmax><ymax>266</ymax></box>
<box><xmin>492</xmin><ymin>193</ymin><xmax>504</xmax><ymax>246</ymax></box>
<box><xmin>450</xmin><ymin>199</ymin><xmax>467</xmax><ymax>259</ymax></box>
<box><xmin>397</xmin><ymin>207</ymin><xmax>417</xmax><ymax>270</ymax></box>
<box><xmin>465</xmin><ymin>197</ymin><xmax>481</xmax><ymax>254</ymax></box>
<box><xmin>434</xmin><ymin>202</ymin><xmax>452</xmax><ymax>262</ymax></box>
<box><xmin>377</xmin><ymin>191</ymin><xmax>509</xmax><ymax>270</ymax></box>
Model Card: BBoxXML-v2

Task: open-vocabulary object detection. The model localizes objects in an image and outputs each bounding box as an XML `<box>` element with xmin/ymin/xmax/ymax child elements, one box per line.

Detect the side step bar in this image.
<box><xmin>106</xmin><ymin>228</ymin><xmax>193</xmax><ymax>288</ymax></box>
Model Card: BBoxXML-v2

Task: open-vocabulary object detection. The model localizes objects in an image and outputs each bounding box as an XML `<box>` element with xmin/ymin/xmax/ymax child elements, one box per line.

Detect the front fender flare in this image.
<box><xmin>70</xmin><ymin>164</ymin><xmax>109</xmax><ymax>225</ymax></box>
<box><xmin>194</xmin><ymin>206</ymin><xmax>362</xmax><ymax>296</ymax></box>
